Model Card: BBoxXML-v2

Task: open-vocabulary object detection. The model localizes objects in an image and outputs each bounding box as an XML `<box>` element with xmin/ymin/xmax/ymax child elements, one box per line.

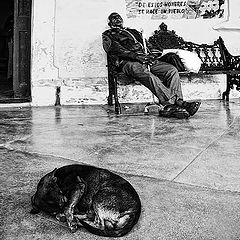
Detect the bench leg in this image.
<box><xmin>222</xmin><ymin>74</ymin><xmax>231</xmax><ymax>101</ymax></box>
<box><xmin>113</xmin><ymin>75</ymin><xmax>121</xmax><ymax>114</ymax></box>
<box><xmin>107</xmin><ymin>73</ymin><xmax>114</xmax><ymax>106</ymax></box>
<box><xmin>107</xmin><ymin>94</ymin><xmax>113</xmax><ymax>106</ymax></box>
<box><xmin>107</xmin><ymin>71</ymin><xmax>121</xmax><ymax>113</ymax></box>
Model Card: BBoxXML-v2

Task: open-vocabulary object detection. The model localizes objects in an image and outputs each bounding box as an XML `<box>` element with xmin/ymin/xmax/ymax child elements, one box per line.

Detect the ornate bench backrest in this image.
<box><xmin>148</xmin><ymin>23</ymin><xmax>225</xmax><ymax>72</ymax></box>
<box><xmin>217</xmin><ymin>36</ymin><xmax>240</xmax><ymax>71</ymax></box>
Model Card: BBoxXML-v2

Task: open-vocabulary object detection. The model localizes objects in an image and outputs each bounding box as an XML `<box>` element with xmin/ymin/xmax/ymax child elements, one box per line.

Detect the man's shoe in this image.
<box><xmin>159</xmin><ymin>104</ymin><xmax>190</xmax><ymax>119</ymax></box>
<box><xmin>183</xmin><ymin>101</ymin><xmax>201</xmax><ymax>116</ymax></box>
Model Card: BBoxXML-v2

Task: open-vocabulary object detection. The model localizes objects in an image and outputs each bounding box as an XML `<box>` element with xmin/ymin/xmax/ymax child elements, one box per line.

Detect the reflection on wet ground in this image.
<box><xmin>1</xmin><ymin>99</ymin><xmax>240</xmax><ymax>239</ymax></box>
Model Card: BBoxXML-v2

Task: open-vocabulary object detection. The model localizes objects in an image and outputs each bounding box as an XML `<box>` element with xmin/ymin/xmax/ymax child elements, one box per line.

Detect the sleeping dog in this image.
<box><xmin>30</xmin><ymin>164</ymin><xmax>141</xmax><ymax>237</ymax></box>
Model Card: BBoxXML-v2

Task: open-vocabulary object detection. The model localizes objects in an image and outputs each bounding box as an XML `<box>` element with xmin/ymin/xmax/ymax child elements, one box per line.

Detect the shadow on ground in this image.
<box><xmin>1</xmin><ymin>100</ymin><xmax>240</xmax><ymax>239</ymax></box>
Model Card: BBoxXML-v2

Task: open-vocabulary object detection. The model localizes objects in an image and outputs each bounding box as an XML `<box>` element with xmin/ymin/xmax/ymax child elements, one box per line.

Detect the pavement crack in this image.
<box><xmin>0</xmin><ymin>135</ymin><xmax>33</xmax><ymax>150</ymax></box>
<box><xmin>171</xmin><ymin>116</ymin><xmax>238</xmax><ymax>182</ymax></box>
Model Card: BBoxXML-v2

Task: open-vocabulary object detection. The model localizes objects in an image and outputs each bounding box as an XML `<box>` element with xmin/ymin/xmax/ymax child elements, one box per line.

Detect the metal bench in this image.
<box><xmin>107</xmin><ymin>23</ymin><xmax>240</xmax><ymax>114</ymax></box>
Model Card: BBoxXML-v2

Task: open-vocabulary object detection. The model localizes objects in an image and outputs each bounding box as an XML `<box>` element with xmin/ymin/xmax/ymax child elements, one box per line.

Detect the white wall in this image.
<box><xmin>31</xmin><ymin>0</ymin><xmax>240</xmax><ymax>106</ymax></box>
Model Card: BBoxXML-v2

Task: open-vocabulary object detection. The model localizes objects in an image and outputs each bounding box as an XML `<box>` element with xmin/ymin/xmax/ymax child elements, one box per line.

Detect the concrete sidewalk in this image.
<box><xmin>1</xmin><ymin>99</ymin><xmax>240</xmax><ymax>239</ymax></box>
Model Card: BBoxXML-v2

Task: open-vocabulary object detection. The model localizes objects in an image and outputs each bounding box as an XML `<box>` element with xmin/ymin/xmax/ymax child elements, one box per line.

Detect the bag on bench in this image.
<box><xmin>159</xmin><ymin>52</ymin><xmax>185</xmax><ymax>72</ymax></box>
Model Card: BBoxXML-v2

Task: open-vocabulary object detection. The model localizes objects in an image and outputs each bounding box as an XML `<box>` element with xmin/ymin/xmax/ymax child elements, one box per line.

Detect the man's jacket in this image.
<box><xmin>102</xmin><ymin>27</ymin><xmax>147</xmax><ymax>61</ymax></box>
<box><xmin>102</xmin><ymin>27</ymin><xmax>184</xmax><ymax>73</ymax></box>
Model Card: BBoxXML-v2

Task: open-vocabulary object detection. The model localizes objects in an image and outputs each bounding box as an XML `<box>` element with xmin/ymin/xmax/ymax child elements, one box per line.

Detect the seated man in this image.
<box><xmin>102</xmin><ymin>12</ymin><xmax>201</xmax><ymax>119</ymax></box>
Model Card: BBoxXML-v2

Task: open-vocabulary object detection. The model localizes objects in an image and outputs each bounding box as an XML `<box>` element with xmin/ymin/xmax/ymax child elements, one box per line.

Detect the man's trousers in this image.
<box><xmin>122</xmin><ymin>60</ymin><xmax>183</xmax><ymax>105</ymax></box>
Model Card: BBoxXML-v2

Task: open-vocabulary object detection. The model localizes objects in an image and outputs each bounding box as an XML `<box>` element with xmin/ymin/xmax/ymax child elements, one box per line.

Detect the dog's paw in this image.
<box><xmin>68</xmin><ymin>219</ymin><xmax>78</xmax><ymax>233</ymax></box>
<box><xmin>30</xmin><ymin>208</ymin><xmax>40</xmax><ymax>214</ymax></box>
<box><xmin>56</xmin><ymin>213</ymin><xmax>66</xmax><ymax>222</ymax></box>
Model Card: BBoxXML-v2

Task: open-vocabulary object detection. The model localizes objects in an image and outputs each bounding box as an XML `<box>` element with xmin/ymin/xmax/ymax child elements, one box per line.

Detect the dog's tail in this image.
<box><xmin>77</xmin><ymin>210</ymin><xmax>140</xmax><ymax>237</ymax></box>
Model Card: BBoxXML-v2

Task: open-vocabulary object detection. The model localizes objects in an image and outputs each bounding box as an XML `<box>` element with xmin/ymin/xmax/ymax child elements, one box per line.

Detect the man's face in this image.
<box><xmin>109</xmin><ymin>14</ymin><xmax>123</xmax><ymax>28</ymax></box>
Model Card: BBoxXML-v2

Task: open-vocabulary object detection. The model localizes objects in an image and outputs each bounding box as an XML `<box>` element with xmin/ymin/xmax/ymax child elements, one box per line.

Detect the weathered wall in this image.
<box><xmin>31</xmin><ymin>0</ymin><xmax>240</xmax><ymax>106</ymax></box>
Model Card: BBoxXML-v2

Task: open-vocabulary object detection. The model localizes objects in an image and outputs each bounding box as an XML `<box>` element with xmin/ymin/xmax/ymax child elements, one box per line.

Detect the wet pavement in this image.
<box><xmin>1</xmin><ymin>99</ymin><xmax>240</xmax><ymax>239</ymax></box>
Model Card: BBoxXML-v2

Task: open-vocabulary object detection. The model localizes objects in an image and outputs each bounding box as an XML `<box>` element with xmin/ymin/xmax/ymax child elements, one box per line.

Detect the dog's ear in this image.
<box><xmin>51</xmin><ymin>168</ymin><xmax>58</xmax><ymax>182</ymax></box>
<box><xmin>52</xmin><ymin>168</ymin><xmax>58</xmax><ymax>176</ymax></box>
<box><xmin>30</xmin><ymin>206</ymin><xmax>40</xmax><ymax>214</ymax></box>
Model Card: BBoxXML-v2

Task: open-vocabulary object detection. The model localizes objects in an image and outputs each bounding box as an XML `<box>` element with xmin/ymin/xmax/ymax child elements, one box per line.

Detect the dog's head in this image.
<box><xmin>30</xmin><ymin>168</ymin><xmax>67</xmax><ymax>215</ymax></box>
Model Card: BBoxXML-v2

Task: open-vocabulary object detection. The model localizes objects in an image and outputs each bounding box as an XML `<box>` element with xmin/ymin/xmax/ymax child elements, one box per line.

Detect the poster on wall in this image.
<box><xmin>126</xmin><ymin>0</ymin><xmax>227</xmax><ymax>19</ymax></box>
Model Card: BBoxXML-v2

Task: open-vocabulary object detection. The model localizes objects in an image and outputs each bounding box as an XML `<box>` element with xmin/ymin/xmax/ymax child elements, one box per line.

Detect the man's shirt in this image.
<box><xmin>102</xmin><ymin>27</ymin><xmax>148</xmax><ymax>61</ymax></box>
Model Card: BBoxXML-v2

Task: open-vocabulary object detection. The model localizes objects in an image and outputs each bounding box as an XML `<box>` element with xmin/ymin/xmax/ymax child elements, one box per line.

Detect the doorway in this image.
<box><xmin>0</xmin><ymin>0</ymin><xmax>31</xmax><ymax>103</ymax></box>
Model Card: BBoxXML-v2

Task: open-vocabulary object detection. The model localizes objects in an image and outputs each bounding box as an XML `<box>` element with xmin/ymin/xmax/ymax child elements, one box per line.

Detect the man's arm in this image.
<box><xmin>102</xmin><ymin>30</ymin><xmax>157</xmax><ymax>64</ymax></box>
<box><xmin>147</xmin><ymin>41</ymin><xmax>163</xmax><ymax>58</ymax></box>
<box><xmin>102</xmin><ymin>32</ymin><xmax>138</xmax><ymax>61</ymax></box>
<box><xmin>129</xmin><ymin>28</ymin><xmax>163</xmax><ymax>56</ymax></box>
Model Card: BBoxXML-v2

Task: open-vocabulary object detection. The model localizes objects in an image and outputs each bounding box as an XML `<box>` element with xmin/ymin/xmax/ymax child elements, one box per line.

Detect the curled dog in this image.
<box><xmin>30</xmin><ymin>164</ymin><xmax>141</xmax><ymax>237</ymax></box>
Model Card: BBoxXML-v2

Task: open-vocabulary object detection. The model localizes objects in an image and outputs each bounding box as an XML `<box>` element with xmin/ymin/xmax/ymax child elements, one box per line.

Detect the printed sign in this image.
<box><xmin>126</xmin><ymin>0</ymin><xmax>226</xmax><ymax>19</ymax></box>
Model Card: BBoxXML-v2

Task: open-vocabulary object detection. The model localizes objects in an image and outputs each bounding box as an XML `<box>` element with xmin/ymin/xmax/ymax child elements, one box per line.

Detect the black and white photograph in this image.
<box><xmin>0</xmin><ymin>0</ymin><xmax>240</xmax><ymax>239</ymax></box>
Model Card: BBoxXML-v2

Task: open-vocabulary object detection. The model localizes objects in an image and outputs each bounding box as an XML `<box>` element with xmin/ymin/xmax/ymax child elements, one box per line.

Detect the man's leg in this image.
<box><xmin>151</xmin><ymin>60</ymin><xmax>201</xmax><ymax>116</ymax></box>
<box><xmin>150</xmin><ymin>60</ymin><xmax>183</xmax><ymax>103</ymax></box>
<box><xmin>123</xmin><ymin>61</ymin><xmax>200</xmax><ymax>117</ymax></box>
<box><xmin>122</xmin><ymin>61</ymin><xmax>175</xmax><ymax>105</ymax></box>
<box><xmin>122</xmin><ymin>61</ymin><xmax>190</xmax><ymax>119</ymax></box>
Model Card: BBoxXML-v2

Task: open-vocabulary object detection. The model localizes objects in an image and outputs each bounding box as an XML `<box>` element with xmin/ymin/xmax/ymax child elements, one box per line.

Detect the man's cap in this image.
<box><xmin>108</xmin><ymin>12</ymin><xmax>121</xmax><ymax>21</ymax></box>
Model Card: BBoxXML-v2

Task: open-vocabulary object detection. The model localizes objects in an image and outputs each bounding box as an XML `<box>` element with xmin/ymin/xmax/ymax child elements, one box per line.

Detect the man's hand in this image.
<box><xmin>135</xmin><ymin>54</ymin><xmax>147</xmax><ymax>64</ymax></box>
<box><xmin>151</xmin><ymin>49</ymin><xmax>163</xmax><ymax>58</ymax></box>
<box><xmin>135</xmin><ymin>54</ymin><xmax>156</xmax><ymax>65</ymax></box>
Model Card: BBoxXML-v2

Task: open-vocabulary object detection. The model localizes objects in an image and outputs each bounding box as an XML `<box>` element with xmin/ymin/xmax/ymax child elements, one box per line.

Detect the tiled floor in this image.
<box><xmin>1</xmin><ymin>99</ymin><xmax>240</xmax><ymax>239</ymax></box>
